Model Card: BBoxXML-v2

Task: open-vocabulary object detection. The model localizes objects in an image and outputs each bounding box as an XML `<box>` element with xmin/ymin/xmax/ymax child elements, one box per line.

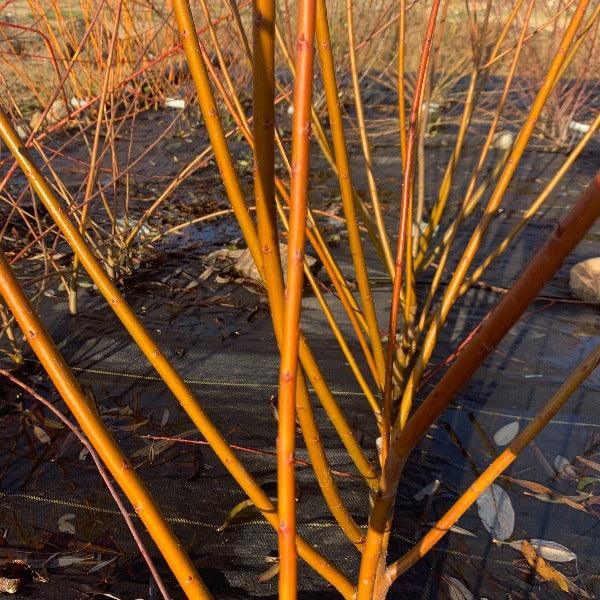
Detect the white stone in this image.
<box><xmin>15</xmin><ymin>125</ymin><xmax>27</xmax><ymax>140</ymax></box>
<box><xmin>569</xmin><ymin>257</ymin><xmax>600</xmax><ymax>304</ymax></box>
<box><xmin>165</xmin><ymin>97</ymin><xmax>185</xmax><ymax>110</ymax></box>
<box><xmin>493</xmin><ymin>131</ymin><xmax>514</xmax><ymax>150</ymax></box>
<box><xmin>569</xmin><ymin>120</ymin><xmax>590</xmax><ymax>134</ymax></box>
<box><xmin>70</xmin><ymin>96</ymin><xmax>87</xmax><ymax>109</ymax></box>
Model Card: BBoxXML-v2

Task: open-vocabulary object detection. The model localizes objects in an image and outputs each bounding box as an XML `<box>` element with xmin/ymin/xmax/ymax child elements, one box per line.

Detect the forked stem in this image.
<box><xmin>363</xmin><ymin>169</ymin><xmax>600</xmax><ymax>599</ymax></box>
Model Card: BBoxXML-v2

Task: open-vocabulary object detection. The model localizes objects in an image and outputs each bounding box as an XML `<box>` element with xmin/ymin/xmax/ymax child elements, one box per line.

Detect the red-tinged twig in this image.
<box><xmin>0</xmin><ymin>369</ymin><xmax>171</xmax><ymax>600</ymax></box>
<box><xmin>140</xmin><ymin>434</ymin><xmax>354</xmax><ymax>479</ymax></box>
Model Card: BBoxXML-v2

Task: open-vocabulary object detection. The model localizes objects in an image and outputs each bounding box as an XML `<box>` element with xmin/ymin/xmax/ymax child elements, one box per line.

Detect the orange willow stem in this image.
<box><xmin>381</xmin><ymin>0</ymin><xmax>442</xmax><ymax>463</ymax></box>
<box><xmin>417</xmin><ymin>0</ymin><xmax>532</xmax><ymax>269</ymax></box>
<box><xmin>70</xmin><ymin>0</ymin><xmax>123</xmax><ymax>316</ymax></box>
<box><xmin>345</xmin><ymin>0</ymin><xmax>395</xmax><ymax>280</ymax></box>
<box><xmin>251</xmin><ymin>0</ymin><xmax>288</xmax><ymax>358</ymax></box>
<box><xmin>415</xmin><ymin>146</ymin><xmax>508</xmax><ymax>280</ymax></box>
<box><xmin>273</xmin><ymin>24</ymin><xmax>390</xmax><ymax>282</ymax></box>
<box><xmin>248</xmin><ymin>3</ymin><xmax>289</xmax><ymax>337</ymax></box>
<box><xmin>174</xmin><ymin>0</ymin><xmax>375</xmax><ymax>520</ymax></box>
<box><xmin>170</xmin><ymin>0</ymin><xmax>364</xmax><ymax>587</ymax></box>
<box><xmin>272</xmin><ymin>25</ymin><xmax>385</xmax><ymax>362</ymax></box>
<box><xmin>278</xmin><ymin>3</ymin><xmax>317</xmax><ymax>597</ymax></box>
<box><xmin>381</xmin><ymin>338</ymin><xmax>600</xmax><ymax>593</ymax></box>
<box><xmin>0</xmin><ymin>368</ymin><xmax>170</xmax><ymax>600</ymax></box>
<box><xmin>170</xmin><ymin>0</ymin><xmax>260</xmax><ymax>256</ymax></box>
<box><xmin>275</xmin><ymin>202</ymin><xmax>382</xmax><ymax>429</ymax></box>
<box><xmin>416</xmin><ymin>68</ymin><xmax>478</xmax><ymax>261</ymax></box>
<box><xmin>0</xmin><ymin>106</ymin><xmax>354</xmax><ymax>599</ymax></box>
<box><xmin>252</xmin><ymin>0</ymin><xmax>368</xmax><ymax>560</ymax></box>
<box><xmin>481</xmin><ymin>0</ymin><xmax>579</xmax><ymax>71</ymax></box>
<box><xmin>0</xmin><ymin>251</ymin><xmax>210</xmax><ymax>599</ymax></box>
<box><xmin>397</xmin><ymin>0</ymin><xmax>407</xmax><ymax>172</ymax></box>
<box><xmin>399</xmin><ymin>167</ymin><xmax>600</xmax><ymax>459</ymax></box>
<box><xmin>315</xmin><ymin>0</ymin><xmax>386</xmax><ymax>392</ymax></box>
<box><xmin>365</xmin><ymin>169</ymin><xmax>600</xmax><ymax>599</ymax></box>
<box><xmin>199</xmin><ymin>0</ymin><xmax>248</xmax><ymax>126</ymax></box>
<box><xmin>418</xmin><ymin>0</ymin><xmax>597</xmax><ymax>277</ymax></box>
<box><xmin>253</xmin><ymin>0</ymin><xmax>281</xmax><ymax>292</ymax></box>
<box><xmin>198</xmin><ymin>0</ymin><xmax>378</xmax><ymax>421</ymax></box>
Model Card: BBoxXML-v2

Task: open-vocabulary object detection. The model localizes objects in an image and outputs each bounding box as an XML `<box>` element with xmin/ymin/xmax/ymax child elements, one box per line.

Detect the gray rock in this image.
<box><xmin>569</xmin><ymin>258</ymin><xmax>600</xmax><ymax>303</ymax></box>
<box><xmin>48</xmin><ymin>99</ymin><xmax>68</xmax><ymax>123</ymax></box>
<box><xmin>28</xmin><ymin>99</ymin><xmax>70</xmax><ymax>132</ymax></box>
<box><xmin>233</xmin><ymin>243</ymin><xmax>317</xmax><ymax>285</ymax></box>
<box><xmin>206</xmin><ymin>243</ymin><xmax>318</xmax><ymax>287</ymax></box>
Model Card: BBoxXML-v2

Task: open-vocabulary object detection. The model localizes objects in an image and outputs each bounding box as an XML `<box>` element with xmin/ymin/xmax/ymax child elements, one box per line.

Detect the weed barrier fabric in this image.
<box><xmin>2</xmin><ymin>144</ymin><xmax>600</xmax><ymax>599</ymax></box>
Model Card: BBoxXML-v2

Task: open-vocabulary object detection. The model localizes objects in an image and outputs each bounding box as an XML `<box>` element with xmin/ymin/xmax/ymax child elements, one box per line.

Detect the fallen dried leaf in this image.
<box><xmin>554</xmin><ymin>455</ymin><xmax>578</xmax><ymax>478</ymax></box>
<box><xmin>198</xmin><ymin>265</ymin><xmax>214</xmax><ymax>282</ymax></box>
<box><xmin>505</xmin><ymin>476</ymin><xmax>552</xmax><ymax>495</ymax></box>
<box><xmin>476</xmin><ymin>484</ymin><xmax>515</xmax><ymax>541</ymax></box>
<box><xmin>507</xmin><ymin>477</ymin><xmax>590</xmax><ymax>511</ymax></box>
<box><xmin>428</xmin><ymin>523</ymin><xmax>476</xmax><ymax>538</ymax></box>
<box><xmin>493</xmin><ymin>421</ymin><xmax>519</xmax><ymax>446</ymax></box>
<box><xmin>50</xmin><ymin>555</ymin><xmax>89</xmax><ymax>568</ymax></box>
<box><xmin>217</xmin><ymin>499</ymin><xmax>260</xmax><ymax>532</ymax></box>
<box><xmin>532</xmin><ymin>443</ymin><xmax>556</xmax><ymax>478</ymax></box>
<box><xmin>577</xmin><ymin>476</ymin><xmax>600</xmax><ymax>491</ymax></box>
<box><xmin>257</xmin><ymin>560</ymin><xmax>279</xmax><ymax>583</ymax></box>
<box><xmin>58</xmin><ymin>514</ymin><xmax>76</xmax><ymax>535</ymax></box>
<box><xmin>527</xmin><ymin>491</ymin><xmax>590</xmax><ymax>512</ymax></box>
<box><xmin>414</xmin><ymin>480</ymin><xmax>440</xmax><ymax>501</ymax></box>
<box><xmin>521</xmin><ymin>540</ymin><xmax>569</xmax><ymax>592</ymax></box>
<box><xmin>496</xmin><ymin>539</ymin><xmax>577</xmax><ymax>562</ymax></box>
<box><xmin>33</xmin><ymin>424</ymin><xmax>51</xmax><ymax>445</ymax></box>
<box><xmin>521</xmin><ymin>540</ymin><xmax>589</xmax><ymax>597</ymax></box>
<box><xmin>443</xmin><ymin>575</ymin><xmax>474</xmax><ymax>600</ymax></box>
<box><xmin>183</xmin><ymin>280</ymin><xmax>199</xmax><ymax>291</ymax></box>
<box><xmin>88</xmin><ymin>556</ymin><xmax>118</xmax><ymax>574</ymax></box>
<box><xmin>576</xmin><ymin>456</ymin><xmax>600</xmax><ymax>473</ymax></box>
